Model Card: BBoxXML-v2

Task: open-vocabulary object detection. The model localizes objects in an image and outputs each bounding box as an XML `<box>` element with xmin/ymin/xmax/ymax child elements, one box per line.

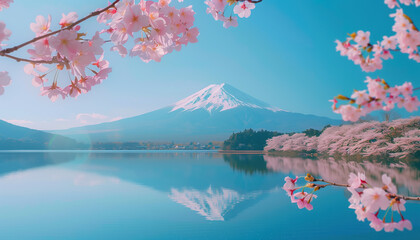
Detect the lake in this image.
<box><xmin>0</xmin><ymin>150</ymin><xmax>419</xmax><ymax>239</ymax></box>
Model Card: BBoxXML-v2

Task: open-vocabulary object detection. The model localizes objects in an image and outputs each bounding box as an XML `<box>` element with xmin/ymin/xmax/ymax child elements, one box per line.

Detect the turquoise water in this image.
<box><xmin>0</xmin><ymin>151</ymin><xmax>419</xmax><ymax>239</ymax></box>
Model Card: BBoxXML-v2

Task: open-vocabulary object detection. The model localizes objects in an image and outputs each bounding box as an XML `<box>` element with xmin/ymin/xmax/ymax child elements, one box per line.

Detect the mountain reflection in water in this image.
<box><xmin>0</xmin><ymin>151</ymin><xmax>418</xmax><ymax>226</ymax></box>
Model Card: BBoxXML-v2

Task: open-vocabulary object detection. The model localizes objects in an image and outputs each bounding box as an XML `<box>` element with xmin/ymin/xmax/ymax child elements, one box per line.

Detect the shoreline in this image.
<box><xmin>218</xmin><ymin>150</ymin><xmax>266</xmax><ymax>154</ymax></box>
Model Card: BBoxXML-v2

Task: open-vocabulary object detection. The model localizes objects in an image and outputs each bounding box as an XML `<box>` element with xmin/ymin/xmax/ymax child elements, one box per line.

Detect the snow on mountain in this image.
<box><xmin>169</xmin><ymin>186</ymin><xmax>262</xmax><ymax>221</ymax></box>
<box><xmin>52</xmin><ymin>83</ymin><xmax>341</xmax><ymax>143</ymax></box>
<box><xmin>171</xmin><ymin>83</ymin><xmax>283</xmax><ymax>113</ymax></box>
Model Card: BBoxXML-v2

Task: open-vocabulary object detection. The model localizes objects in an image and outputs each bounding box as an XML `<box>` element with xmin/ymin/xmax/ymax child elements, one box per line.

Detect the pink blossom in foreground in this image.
<box><xmin>346</xmin><ymin>173</ymin><xmax>412</xmax><ymax>232</ymax></box>
<box><xmin>41</xmin><ymin>82</ymin><xmax>66</xmax><ymax>102</ymax></box>
<box><xmin>234</xmin><ymin>1</ymin><xmax>255</xmax><ymax>18</ymax></box>
<box><xmin>0</xmin><ymin>0</ymin><xmax>13</xmax><ymax>11</ymax></box>
<box><xmin>283</xmin><ymin>176</ymin><xmax>298</xmax><ymax>196</ymax></box>
<box><xmin>30</xmin><ymin>15</ymin><xmax>51</xmax><ymax>36</ymax></box>
<box><xmin>59</xmin><ymin>12</ymin><xmax>78</xmax><ymax>28</ymax></box>
<box><xmin>0</xmin><ymin>71</ymin><xmax>11</xmax><ymax>95</ymax></box>
<box><xmin>348</xmin><ymin>172</ymin><xmax>366</xmax><ymax>189</ymax></box>
<box><xmin>0</xmin><ymin>21</ymin><xmax>11</xmax><ymax>48</ymax></box>
<box><xmin>292</xmin><ymin>192</ymin><xmax>317</xmax><ymax>210</ymax></box>
<box><xmin>282</xmin><ymin>175</ymin><xmax>318</xmax><ymax>211</ymax></box>
<box><xmin>25</xmin><ymin>13</ymin><xmax>111</xmax><ymax>101</ymax></box>
<box><xmin>282</xmin><ymin>172</ymin><xmax>415</xmax><ymax>232</ymax></box>
<box><xmin>205</xmin><ymin>0</ymin><xmax>257</xmax><ymax>28</ymax></box>
<box><xmin>361</xmin><ymin>187</ymin><xmax>389</xmax><ymax>213</ymax></box>
<box><xmin>382</xmin><ymin>174</ymin><xmax>397</xmax><ymax>194</ymax></box>
<box><xmin>49</xmin><ymin>30</ymin><xmax>80</xmax><ymax>59</ymax></box>
<box><xmin>385</xmin><ymin>0</ymin><xmax>420</xmax><ymax>8</ymax></box>
<box><xmin>336</xmin><ymin>7</ymin><xmax>420</xmax><ymax>72</ymax></box>
<box><xmin>332</xmin><ymin>77</ymin><xmax>420</xmax><ymax>122</ymax></box>
<box><xmin>98</xmin><ymin>0</ymin><xmax>199</xmax><ymax>63</ymax></box>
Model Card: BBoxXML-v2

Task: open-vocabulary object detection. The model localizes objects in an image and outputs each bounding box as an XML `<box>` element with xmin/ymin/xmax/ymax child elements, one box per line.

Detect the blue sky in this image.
<box><xmin>0</xmin><ymin>0</ymin><xmax>419</xmax><ymax>130</ymax></box>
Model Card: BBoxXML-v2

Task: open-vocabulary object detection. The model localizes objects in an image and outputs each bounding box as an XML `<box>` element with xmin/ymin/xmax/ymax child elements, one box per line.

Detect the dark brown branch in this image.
<box><xmin>0</xmin><ymin>0</ymin><xmax>120</xmax><ymax>56</ymax></box>
<box><xmin>3</xmin><ymin>54</ymin><xmax>60</xmax><ymax>64</ymax></box>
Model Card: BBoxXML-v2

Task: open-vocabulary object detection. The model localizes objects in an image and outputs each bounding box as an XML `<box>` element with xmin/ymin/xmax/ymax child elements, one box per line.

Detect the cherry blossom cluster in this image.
<box><xmin>283</xmin><ymin>172</ymin><xmax>416</xmax><ymax>232</ymax></box>
<box><xmin>331</xmin><ymin>77</ymin><xmax>420</xmax><ymax>122</ymax></box>
<box><xmin>97</xmin><ymin>0</ymin><xmax>199</xmax><ymax>62</ymax></box>
<box><xmin>336</xmin><ymin>7</ymin><xmax>420</xmax><ymax>72</ymax></box>
<box><xmin>265</xmin><ymin>117</ymin><xmax>420</xmax><ymax>159</ymax></box>
<box><xmin>205</xmin><ymin>0</ymin><xmax>256</xmax><ymax>28</ymax></box>
<box><xmin>0</xmin><ymin>71</ymin><xmax>11</xmax><ymax>95</ymax></box>
<box><xmin>347</xmin><ymin>173</ymin><xmax>412</xmax><ymax>232</ymax></box>
<box><xmin>385</xmin><ymin>0</ymin><xmax>420</xmax><ymax>9</ymax></box>
<box><xmin>282</xmin><ymin>174</ymin><xmax>318</xmax><ymax>211</ymax></box>
<box><xmin>0</xmin><ymin>0</ymin><xmax>13</xmax><ymax>11</ymax></box>
<box><xmin>24</xmin><ymin>13</ymin><xmax>111</xmax><ymax>102</ymax></box>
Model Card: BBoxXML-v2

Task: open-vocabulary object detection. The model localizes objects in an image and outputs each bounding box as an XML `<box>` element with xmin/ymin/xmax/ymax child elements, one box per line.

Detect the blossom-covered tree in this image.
<box><xmin>265</xmin><ymin>117</ymin><xmax>420</xmax><ymax>159</ymax></box>
<box><xmin>0</xmin><ymin>0</ymin><xmax>261</xmax><ymax>100</ymax></box>
<box><xmin>333</xmin><ymin>0</ymin><xmax>420</xmax><ymax>121</ymax></box>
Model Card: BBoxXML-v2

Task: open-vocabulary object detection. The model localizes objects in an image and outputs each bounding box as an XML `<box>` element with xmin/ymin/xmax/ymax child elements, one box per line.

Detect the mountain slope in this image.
<box><xmin>54</xmin><ymin>83</ymin><xmax>341</xmax><ymax>143</ymax></box>
<box><xmin>0</xmin><ymin>120</ymin><xmax>79</xmax><ymax>149</ymax></box>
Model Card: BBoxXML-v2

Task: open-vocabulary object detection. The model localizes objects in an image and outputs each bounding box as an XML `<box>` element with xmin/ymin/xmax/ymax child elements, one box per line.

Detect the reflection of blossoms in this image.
<box><xmin>282</xmin><ymin>172</ymin><xmax>417</xmax><ymax>232</ymax></box>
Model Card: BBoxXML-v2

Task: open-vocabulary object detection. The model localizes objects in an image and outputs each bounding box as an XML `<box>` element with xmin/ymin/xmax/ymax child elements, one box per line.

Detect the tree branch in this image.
<box><xmin>238</xmin><ymin>0</ymin><xmax>263</xmax><ymax>3</ymax></box>
<box><xmin>314</xmin><ymin>178</ymin><xmax>420</xmax><ymax>201</ymax></box>
<box><xmin>0</xmin><ymin>0</ymin><xmax>120</xmax><ymax>56</ymax></box>
<box><xmin>3</xmin><ymin>54</ymin><xmax>60</xmax><ymax>64</ymax></box>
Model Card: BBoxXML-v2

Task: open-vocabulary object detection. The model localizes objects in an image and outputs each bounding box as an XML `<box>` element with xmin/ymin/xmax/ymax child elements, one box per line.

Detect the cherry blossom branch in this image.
<box><xmin>0</xmin><ymin>0</ymin><xmax>120</xmax><ymax>56</ymax></box>
<box><xmin>3</xmin><ymin>54</ymin><xmax>60</xmax><ymax>64</ymax></box>
<box><xmin>313</xmin><ymin>178</ymin><xmax>420</xmax><ymax>201</ymax></box>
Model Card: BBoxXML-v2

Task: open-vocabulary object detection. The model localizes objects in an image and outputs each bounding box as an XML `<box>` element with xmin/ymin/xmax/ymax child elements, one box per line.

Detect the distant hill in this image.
<box><xmin>53</xmin><ymin>83</ymin><xmax>342</xmax><ymax>143</ymax></box>
<box><xmin>0</xmin><ymin>120</ymin><xmax>79</xmax><ymax>150</ymax></box>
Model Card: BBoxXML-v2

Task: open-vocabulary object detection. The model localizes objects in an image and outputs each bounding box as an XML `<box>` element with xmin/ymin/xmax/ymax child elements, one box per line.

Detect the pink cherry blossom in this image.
<box><xmin>41</xmin><ymin>82</ymin><xmax>66</xmax><ymax>102</ymax></box>
<box><xmin>348</xmin><ymin>172</ymin><xmax>366</xmax><ymax>189</ymax></box>
<box><xmin>49</xmin><ymin>30</ymin><xmax>80</xmax><ymax>59</ymax></box>
<box><xmin>223</xmin><ymin>16</ymin><xmax>238</xmax><ymax>28</ymax></box>
<box><xmin>123</xmin><ymin>4</ymin><xmax>149</xmax><ymax>35</ymax></box>
<box><xmin>397</xmin><ymin>219</ymin><xmax>413</xmax><ymax>231</ymax></box>
<box><xmin>381</xmin><ymin>36</ymin><xmax>397</xmax><ymax>49</ymax></box>
<box><xmin>234</xmin><ymin>1</ymin><xmax>255</xmax><ymax>18</ymax></box>
<box><xmin>292</xmin><ymin>192</ymin><xmax>317</xmax><ymax>211</ymax></box>
<box><xmin>361</xmin><ymin>187</ymin><xmax>390</xmax><ymax>213</ymax></box>
<box><xmin>59</xmin><ymin>12</ymin><xmax>78</xmax><ymax>28</ymax></box>
<box><xmin>382</xmin><ymin>174</ymin><xmax>397</xmax><ymax>194</ymax></box>
<box><xmin>0</xmin><ymin>21</ymin><xmax>11</xmax><ymax>48</ymax></box>
<box><xmin>355</xmin><ymin>31</ymin><xmax>370</xmax><ymax>47</ymax></box>
<box><xmin>351</xmin><ymin>90</ymin><xmax>370</xmax><ymax>105</ymax></box>
<box><xmin>30</xmin><ymin>15</ymin><xmax>51</xmax><ymax>36</ymax></box>
<box><xmin>0</xmin><ymin>0</ymin><xmax>12</xmax><ymax>11</ymax></box>
<box><xmin>283</xmin><ymin>176</ymin><xmax>298</xmax><ymax>196</ymax></box>
<box><xmin>0</xmin><ymin>71</ymin><xmax>11</xmax><ymax>95</ymax></box>
<box><xmin>384</xmin><ymin>0</ymin><xmax>400</xmax><ymax>8</ymax></box>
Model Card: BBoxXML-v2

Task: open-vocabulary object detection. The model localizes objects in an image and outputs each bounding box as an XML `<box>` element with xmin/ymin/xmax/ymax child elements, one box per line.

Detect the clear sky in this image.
<box><xmin>0</xmin><ymin>0</ymin><xmax>419</xmax><ymax>130</ymax></box>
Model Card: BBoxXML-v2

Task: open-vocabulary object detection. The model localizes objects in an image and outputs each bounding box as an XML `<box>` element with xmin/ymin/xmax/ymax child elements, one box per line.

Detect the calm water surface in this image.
<box><xmin>0</xmin><ymin>151</ymin><xmax>419</xmax><ymax>240</ymax></box>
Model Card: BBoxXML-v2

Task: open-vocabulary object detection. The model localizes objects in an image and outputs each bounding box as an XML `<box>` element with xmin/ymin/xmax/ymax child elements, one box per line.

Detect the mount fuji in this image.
<box><xmin>54</xmin><ymin>83</ymin><xmax>341</xmax><ymax>143</ymax></box>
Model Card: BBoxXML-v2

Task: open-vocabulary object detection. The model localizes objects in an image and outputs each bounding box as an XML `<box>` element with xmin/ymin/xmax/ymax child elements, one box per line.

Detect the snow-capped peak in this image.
<box><xmin>171</xmin><ymin>83</ymin><xmax>283</xmax><ymax>113</ymax></box>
